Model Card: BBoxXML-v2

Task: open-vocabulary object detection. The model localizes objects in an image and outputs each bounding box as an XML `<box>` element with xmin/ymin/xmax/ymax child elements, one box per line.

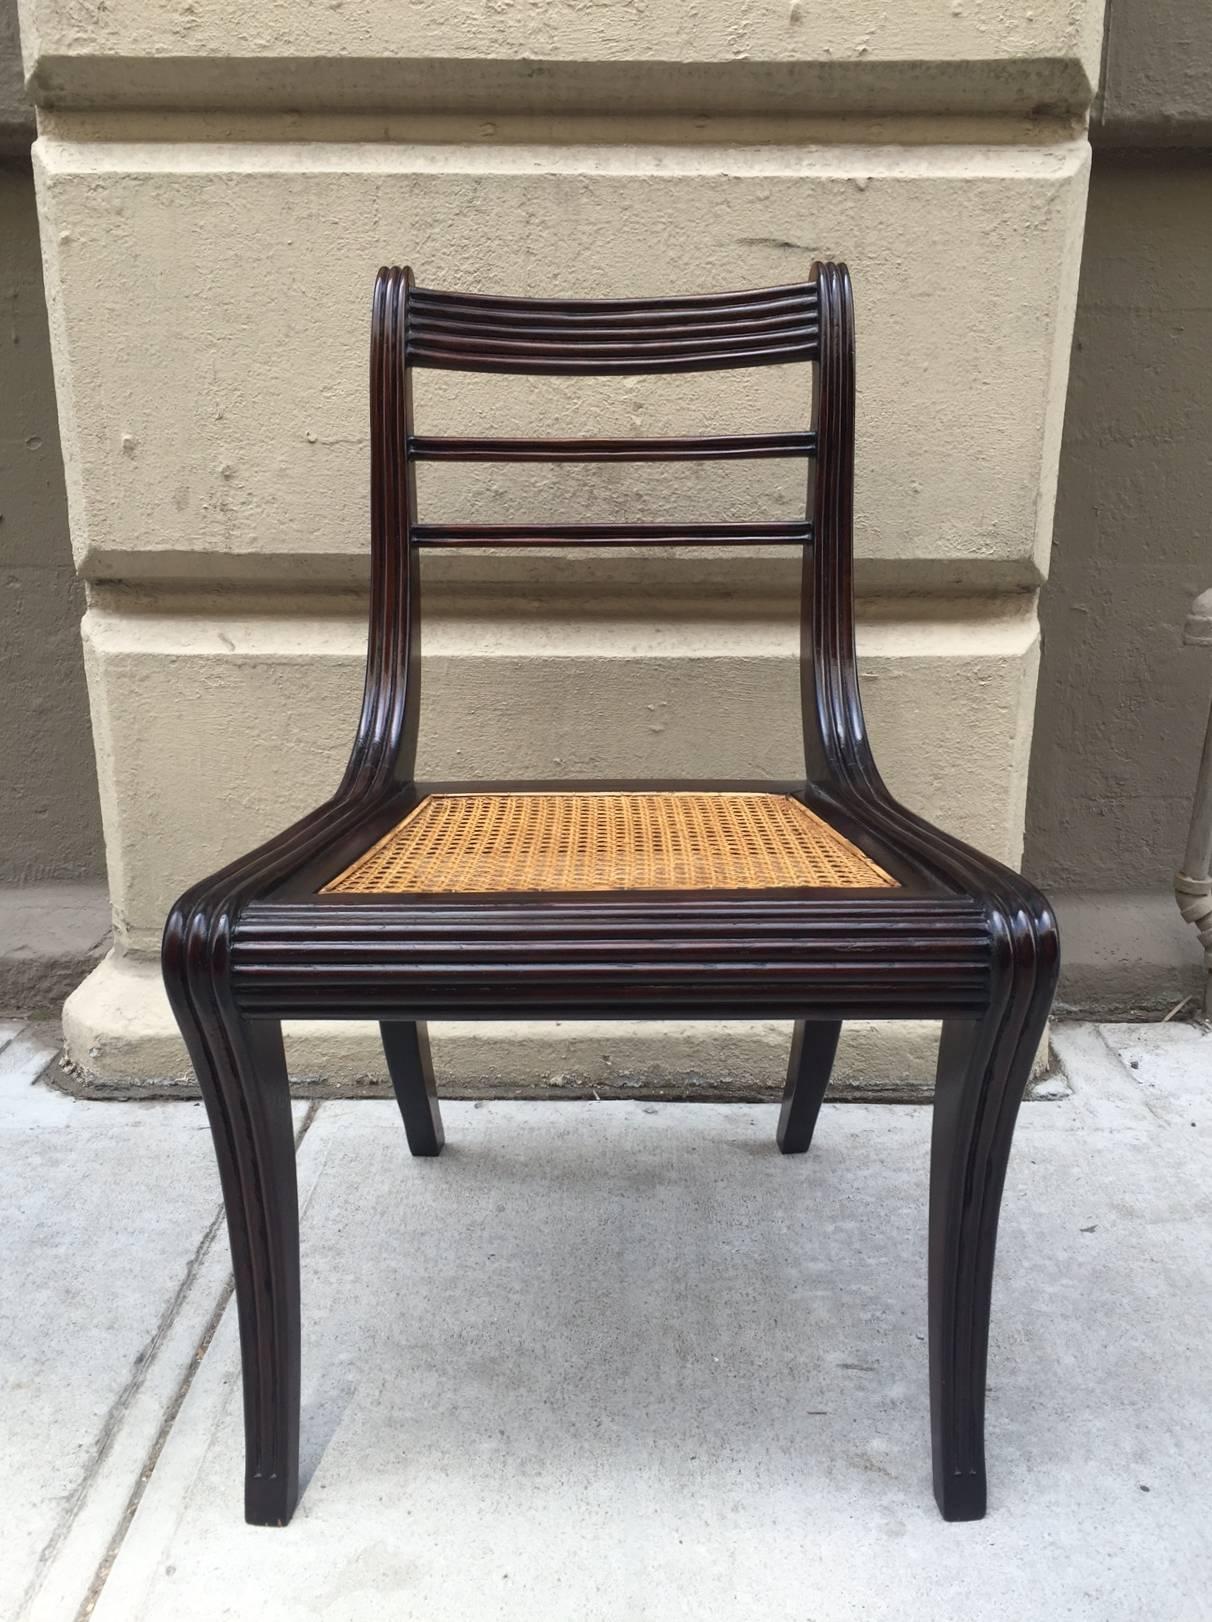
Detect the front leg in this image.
<box><xmin>164</xmin><ymin>902</ymin><xmax>301</xmax><ymax>1526</ymax></box>
<box><xmin>929</xmin><ymin>899</ymin><xmax>1058</xmax><ymax>1520</ymax></box>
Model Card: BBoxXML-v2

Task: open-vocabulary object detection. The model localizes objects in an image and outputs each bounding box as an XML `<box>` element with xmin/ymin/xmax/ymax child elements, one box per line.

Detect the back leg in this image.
<box><xmin>777</xmin><ymin>1019</ymin><xmax>843</xmax><ymax>1153</ymax></box>
<box><xmin>381</xmin><ymin>1021</ymin><xmax>445</xmax><ymax>1156</ymax></box>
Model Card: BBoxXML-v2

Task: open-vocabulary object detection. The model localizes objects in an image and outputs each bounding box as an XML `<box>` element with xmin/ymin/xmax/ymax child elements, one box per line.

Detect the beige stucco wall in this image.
<box><xmin>38</xmin><ymin>138</ymin><xmax>1086</xmax><ymax>594</ymax></box>
<box><xmin>21</xmin><ymin>0</ymin><xmax>1101</xmax><ymax>1090</ymax></box>
<box><xmin>83</xmin><ymin>594</ymin><xmax>1042</xmax><ymax>955</ymax></box>
<box><xmin>18</xmin><ymin>0</ymin><xmax>1103</xmax><ymax>114</ymax></box>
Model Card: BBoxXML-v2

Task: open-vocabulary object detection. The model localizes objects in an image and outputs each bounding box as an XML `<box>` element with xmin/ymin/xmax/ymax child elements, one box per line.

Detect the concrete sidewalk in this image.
<box><xmin>3</xmin><ymin>1020</ymin><xmax>1210</xmax><ymax>1621</ymax></box>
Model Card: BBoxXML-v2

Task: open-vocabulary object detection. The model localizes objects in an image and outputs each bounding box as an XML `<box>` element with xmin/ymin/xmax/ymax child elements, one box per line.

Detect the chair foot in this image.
<box><xmin>164</xmin><ymin>902</ymin><xmax>301</xmax><ymax>1527</ymax></box>
<box><xmin>246</xmin><ymin>1468</ymin><xmax>300</xmax><ymax>1528</ymax></box>
<box><xmin>381</xmin><ymin>1020</ymin><xmax>445</xmax><ymax>1156</ymax></box>
<box><xmin>777</xmin><ymin>1019</ymin><xmax>842</xmax><ymax>1153</ymax></box>
<box><xmin>935</xmin><ymin>1469</ymin><xmax>986</xmax><ymax>1523</ymax></box>
<box><xmin>928</xmin><ymin>897</ymin><xmax>1058</xmax><ymax>1521</ymax></box>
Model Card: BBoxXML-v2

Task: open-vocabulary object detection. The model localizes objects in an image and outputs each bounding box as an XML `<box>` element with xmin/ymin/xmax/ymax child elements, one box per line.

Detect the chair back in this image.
<box><xmin>349</xmin><ymin>263</ymin><xmax>861</xmax><ymax>792</ymax></box>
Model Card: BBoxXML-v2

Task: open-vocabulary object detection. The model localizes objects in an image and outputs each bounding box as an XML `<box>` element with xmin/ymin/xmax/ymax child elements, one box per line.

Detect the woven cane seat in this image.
<box><xmin>323</xmin><ymin>792</ymin><xmax>897</xmax><ymax>895</ymax></box>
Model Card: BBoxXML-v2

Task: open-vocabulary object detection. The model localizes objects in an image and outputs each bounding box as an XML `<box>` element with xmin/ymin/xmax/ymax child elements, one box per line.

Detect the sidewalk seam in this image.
<box><xmin>17</xmin><ymin>1204</ymin><xmax>226</xmax><ymax>1621</ymax></box>
<box><xmin>72</xmin><ymin>1101</ymin><xmax>321</xmax><ymax>1622</ymax></box>
<box><xmin>1090</xmin><ymin>1024</ymin><xmax>1172</xmax><ymax>1125</ymax></box>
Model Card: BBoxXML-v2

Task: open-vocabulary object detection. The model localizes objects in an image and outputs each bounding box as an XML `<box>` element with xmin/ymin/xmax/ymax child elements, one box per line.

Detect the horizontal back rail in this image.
<box><xmin>411</xmin><ymin>521</ymin><xmax>813</xmax><ymax>549</ymax></box>
<box><xmin>407</xmin><ymin>281</ymin><xmax>819</xmax><ymax>376</ymax></box>
<box><xmin>407</xmin><ymin>343</ymin><xmax>817</xmax><ymax>376</ymax></box>
<box><xmin>411</xmin><ymin>310</ymin><xmax>814</xmax><ymax>345</ymax></box>
<box><xmin>409</xmin><ymin>433</ymin><xmax>816</xmax><ymax>463</ymax></box>
<box><xmin>411</xmin><ymin>282</ymin><xmax>817</xmax><ymax>319</ymax></box>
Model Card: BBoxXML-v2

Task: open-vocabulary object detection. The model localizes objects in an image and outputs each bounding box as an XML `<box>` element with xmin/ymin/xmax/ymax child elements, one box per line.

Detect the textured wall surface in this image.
<box><xmin>20</xmin><ymin>0</ymin><xmax>1103</xmax><ymax>1085</ymax></box>
<box><xmin>38</xmin><ymin>136</ymin><xmax>1087</xmax><ymax>964</ymax></box>
<box><xmin>1098</xmin><ymin>0</ymin><xmax>1212</xmax><ymax>142</ymax></box>
<box><xmin>82</xmin><ymin>595</ymin><xmax>1042</xmax><ymax>953</ymax></box>
<box><xmin>1024</xmin><ymin>156</ymin><xmax>1212</xmax><ymax>893</ymax></box>
<box><xmin>0</xmin><ymin>159</ymin><xmax>103</xmax><ymax>882</ymax></box>
<box><xmin>1025</xmin><ymin>0</ymin><xmax>1212</xmax><ymax>917</ymax></box>
<box><xmin>37</xmin><ymin>139</ymin><xmax>1086</xmax><ymax>593</ymax></box>
<box><xmin>0</xmin><ymin>0</ymin><xmax>30</xmax><ymax>148</ymax></box>
<box><xmin>1</xmin><ymin>0</ymin><xmax>103</xmax><ymax>885</ymax></box>
<box><xmin>18</xmin><ymin>0</ymin><xmax>1102</xmax><ymax>114</ymax></box>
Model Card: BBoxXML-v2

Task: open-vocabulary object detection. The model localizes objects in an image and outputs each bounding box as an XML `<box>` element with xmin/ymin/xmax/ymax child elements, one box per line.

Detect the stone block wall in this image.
<box><xmin>17</xmin><ymin>0</ymin><xmax>1102</xmax><ymax>1089</ymax></box>
<box><xmin>1</xmin><ymin>0</ymin><xmax>103</xmax><ymax>896</ymax></box>
<box><xmin>1022</xmin><ymin>0</ymin><xmax>1212</xmax><ymax>1013</ymax></box>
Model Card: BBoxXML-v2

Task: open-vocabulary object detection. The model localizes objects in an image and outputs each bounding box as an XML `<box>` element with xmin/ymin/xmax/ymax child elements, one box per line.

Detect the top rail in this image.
<box><xmin>407</xmin><ymin>281</ymin><xmax>819</xmax><ymax>375</ymax></box>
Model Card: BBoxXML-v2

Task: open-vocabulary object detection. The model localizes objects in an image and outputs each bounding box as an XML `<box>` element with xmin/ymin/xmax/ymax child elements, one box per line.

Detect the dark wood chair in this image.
<box><xmin>163</xmin><ymin>262</ymin><xmax>1058</xmax><ymax>1527</ymax></box>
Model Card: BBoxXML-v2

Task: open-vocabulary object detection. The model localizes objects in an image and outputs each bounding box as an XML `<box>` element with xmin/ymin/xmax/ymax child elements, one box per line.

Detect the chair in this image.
<box><xmin>162</xmin><ymin>262</ymin><xmax>1058</xmax><ymax>1527</ymax></box>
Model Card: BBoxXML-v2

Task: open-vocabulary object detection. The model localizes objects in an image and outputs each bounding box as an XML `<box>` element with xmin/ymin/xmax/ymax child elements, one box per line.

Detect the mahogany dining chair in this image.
<box><xmin>163</xmin><ymin>261</ymin><xmax>1058</xmax><ymax>1526</ymax></box>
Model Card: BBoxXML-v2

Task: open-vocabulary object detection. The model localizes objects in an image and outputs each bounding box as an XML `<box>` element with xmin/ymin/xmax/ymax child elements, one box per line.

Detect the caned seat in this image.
<box><xmin>322</xmin><ymin>792</ymin><xmax>898</xmax><ymax>895</ymax></box>
<box><xmin>164</xmin><ymin>262</ymin><xmax>1058</xmax><ymax>1532</ymax></box>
